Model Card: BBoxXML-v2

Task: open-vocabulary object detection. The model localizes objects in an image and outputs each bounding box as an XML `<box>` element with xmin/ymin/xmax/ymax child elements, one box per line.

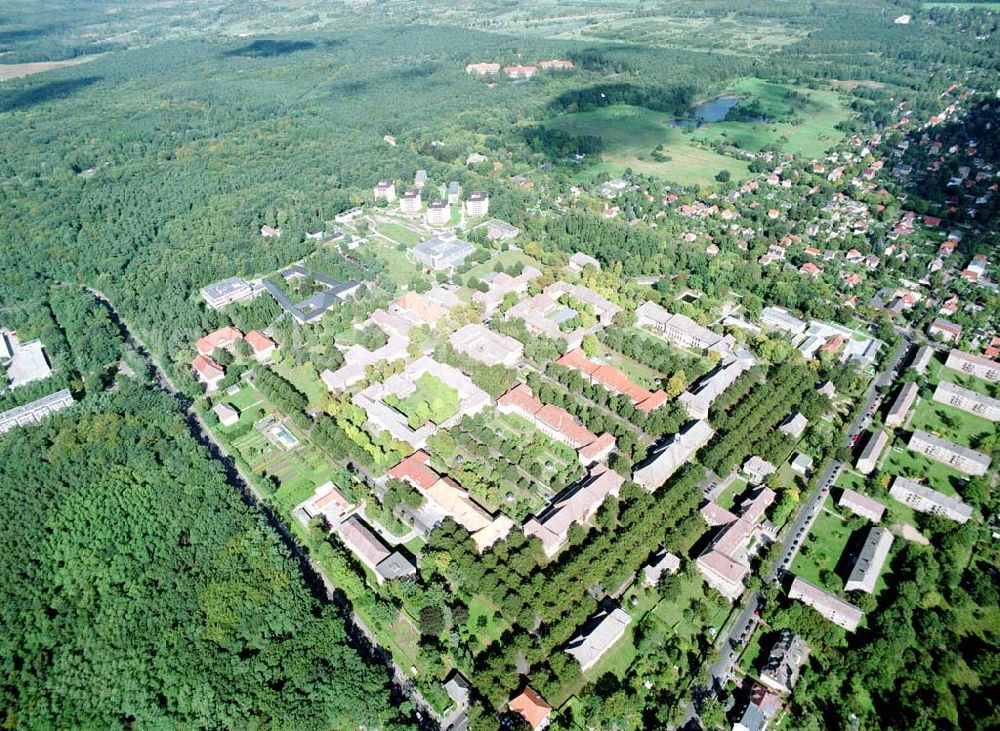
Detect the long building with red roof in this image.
<box><xmin>555</xmin><ymin>349</ymin><xmax>668</xmax><ymax>413</ymax></box>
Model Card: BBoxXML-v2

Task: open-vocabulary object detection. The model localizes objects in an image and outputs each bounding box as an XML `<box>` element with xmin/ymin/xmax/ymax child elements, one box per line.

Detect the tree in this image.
<box><xmin>666</xmin><ymin>370</ymin><xmax>687</xmax><ymax>398</ymax></box>
<box><xmin>715</xmin><ymin>169</ymin><xmax>731</xmax><ymax>183</ymax></box>
<box><xmin>419</xmin><ymin>605</ymin><xmax>447</xmax><ymax>636</ymax></box>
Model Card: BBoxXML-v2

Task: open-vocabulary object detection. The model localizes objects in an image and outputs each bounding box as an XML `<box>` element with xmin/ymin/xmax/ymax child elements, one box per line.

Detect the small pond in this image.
<box><xmin>666</xmin><ymin>95</ymin><xmax>743</xmax><ymax>128</ymax></box>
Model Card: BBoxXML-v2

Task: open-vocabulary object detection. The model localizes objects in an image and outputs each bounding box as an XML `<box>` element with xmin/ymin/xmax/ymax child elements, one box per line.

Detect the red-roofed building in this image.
<box><xmin>196</xmin><ymin>326</ymin><xmax>243</xmax><ymax>356</ymax></box>
<box><xmin>924</xmin><ymin>215</ymin><xmax>941</xmax><ymax>227</ymax></box>
<box><xmin>820</xmin><ymin>335</ymin><xmax>845</xmax><ymax>355</ymax></box>
<box><xmin>245</xmin><ymin>330</ymin><xmax>276</xmax><ymax>361</ymax></box>
<box><xmin>799</xmin><ymin>262</ymin><xmax>822</xmax><ymax>279</ymax></box>
<box><xmin>388</xmin><ymin>451</ymin><xmax>439</xmax><ymax>490</ymax></box>
<box><xmin>509</xmin><ymin>687</ymin><xmax>552</xmax><ymax>730</ymax></box>
<box><xmin>192</xmin><ymin>354</ymin><xmax>224</xmax><ymax>391</ymax></box>
<box><xmin>556</xmin><ymin>349</ymin><xmax>668</xmax><ymax>412</ymax></box>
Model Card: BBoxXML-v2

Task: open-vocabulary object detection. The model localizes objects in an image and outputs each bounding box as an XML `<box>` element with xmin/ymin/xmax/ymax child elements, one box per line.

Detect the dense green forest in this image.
<box><xmin>0</xmin><ymin>383</ymin><xmax>409</xmax><ymax>729</ymax></box>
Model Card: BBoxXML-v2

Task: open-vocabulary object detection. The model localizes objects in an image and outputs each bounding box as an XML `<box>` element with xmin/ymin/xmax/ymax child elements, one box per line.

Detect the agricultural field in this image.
<box><xmin>688</xmin><ymin>79</ymin><xmax>853</xmax><ymax>159</ymax></box>
<box><xmin>544</xmin><ymin>105</ymin><xmax>752</xmax><ymax>186</ymax></box>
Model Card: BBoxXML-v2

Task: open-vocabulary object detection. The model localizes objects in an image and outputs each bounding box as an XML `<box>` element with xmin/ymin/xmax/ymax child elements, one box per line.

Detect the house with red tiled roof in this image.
<box><xmin>799</xmin><ymin>262</ymin><xmax>822</xmax><ymax>279</ymax></box>
<box><xmin>840</xmin><ymin>272</ymin><xmax>862</xmax><ymax>288</ymax></box>
<box><xmin>196</xmin><ymin>326</ymin><xmax>243</xmax><ymax>356</ymax></box>
<box><xmin>509</xmin><ymin>687</ymin><xmax>552</xmax><ymax>730</ymax></box>
<box><xmin>192</xmin><ymin>354</ymin><xmax>224</xmax><ymax>391</ymax></box>
<box><xmin>929</xmin><ymin>318</ymin><xmax>962</xmax><ymax>342</ymax></box>
<box><xmin>245</xmin><ymin>330</ymin><xmax>276</xmax><ymax>361</ymax></box>
<box><xmin>820</xmin><ymin>335</ymin><xmax>845</xmax><ymax>355</ymax></box>
<box><xmin>939</xmin><ymin>295</ymin><xmax>959</xmax><ymax>317</ymax></box>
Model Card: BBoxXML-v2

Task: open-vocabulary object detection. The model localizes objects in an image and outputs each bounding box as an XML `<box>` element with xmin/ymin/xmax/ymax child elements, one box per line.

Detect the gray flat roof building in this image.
<box><xmin>886</xmin><ymin>382</ymin><xmax>919</xmax><ymax>428</ymax></box>
<box><xmin>411</xmin><ymin>235</ymin><xmax>475</xmax><ymax>271</ymax></box>
<box><xmin>889</xmin><ymin>476</ymin><xmax>973</xmax><ymax>523</ymax></box>
<box><xmin>908</xmin><ymin>429</ymin><xmax>992</xmax><ymax>476</ymax></box>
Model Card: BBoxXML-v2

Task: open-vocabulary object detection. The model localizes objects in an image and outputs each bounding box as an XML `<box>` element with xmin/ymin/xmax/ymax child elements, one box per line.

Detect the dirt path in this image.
<box><xmin>0</xmin><ymin>55</ymin><xmax>103</xmax><ymax>81</ymax></box>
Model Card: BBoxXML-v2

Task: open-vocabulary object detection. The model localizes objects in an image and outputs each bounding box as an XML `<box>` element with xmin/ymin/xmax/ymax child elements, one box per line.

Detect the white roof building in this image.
<box><xmin>449</xmin><ymin>323</ymin><xmax>523</xmax><ymax>367</ymax></box>
<box><xmin>838</xmin><ymin>488</ymin><xmax>886</xmax><ymax>523</ymax></box>
<box><xmin>845</xmin><ymin>527</ymin><xmax>893</xmax><ymax>594</ymax></box>
<box><xmin>889</xmin><ymin>476</ymin><xmax>973</xmax><ymax>523</ymax></box>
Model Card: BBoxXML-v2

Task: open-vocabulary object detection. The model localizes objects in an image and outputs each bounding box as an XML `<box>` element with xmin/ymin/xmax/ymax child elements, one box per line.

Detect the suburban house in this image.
<box><xmin>410</xmin><ymin>234</ymin><xmax>475</xmax><ymax>271</ymax></box>
<box><xmin>908</xmin><ymin>429</ymin><xmax>992</xmax><ymax>476</ymax></box>
<box><xmin>524</xmin><ymin>465</ymin><xmax>624</xmax><ymax>557</ymax></box>
<box><xmin>0</xmin><ymin>389</ymin><xmax>75</xmax><ymax>435</ymax></box>
<box><xmin>497</xmin><ymin>383</ymin><xmax>616</xmax><ymax>465</ymax></box>
<box><xmin>856</xmin><ymin>429</ymin><xmax>889</xmax><ymax>475</ymax></box>
<box><xmin>296</xmin><ymin>480</ymin><xmax>356</xmax><ymax>527</ymax></box>
<box><xmin>201</xmin><ymin>277</ymin><xmax>255</xmax><ymax>309</ymax></box>
<box><xmin>508</xmin><ymin>687</ymin><xmax>551</xmax><ymax>731</ymax></box>
<box><xmin>464</xmin><ymin>191</ymin><xmax>489</xmax><ymax>217</ymax></box>
<box><xmin>838</xmin><ymin>488</ymin><xmax>886</xmax><ymax>523</ymax></box>
<box><xmin>213</xmin><ymin>402</ymin><xmax>239</xmax><ymax>427</ymax></box>
<box><xmin>789</xmin><ymin>576</ymin><xmax>864</xmax><ymax>632</ymax></box>
<box><xmin>945</xmin><ymin>348</ymin><xmax>999</xmax><ymax>382</ymax></box>
<box><xmin>245</xmin><ymin>330</ymin><xmax>276</xmax><ymax>361</ymax></box>
<box><xmin>743</xmin><ymin>455</ymin><xmax>776</xmax><ymax>485</ymax></box>
<box><xmin>387</xmin><ymin>451</ymin><xmax>513</xmax><ymax>552</ymax></box>
<box><xmin>449</xmin><ymin>323</ymin><xmax>523</xmax><ymax>367</ymax></box>
<box><xmin>759</xmin><ymin>630</ymin><xmax>810</xmax><ymax>695</ymax></box>
<box><xmin>886</xmin><ymin>382</ymin><xmax>919</xmax><ymax>427</ymax></box>
<box><xmin>196</xmin><ymin>326</ymin><xmax>243</xmax><ymax>356</ymax></box>
<box><xmin>889</xmin><ymin>476</ymin><xmax>973</xmax><ymax>523</ymax></box>
<box><xmin>260</xmin><ymin>224</ymin><xmax>281</xmax><ymax>238</ymax></box>
<box><xmin>352</xmin><ymin>357</ymin><xmax>490</xmax><ymax>450</ymax></box>
<box><xmin>928</xmin><ymin>317</ymin><xmax>962</xmax><ymax>342</ymax></box>
<box><xmin>399</xmin><ymin>189</ymin><xmax>422</xmax><ymax>215</ymax></box>
<box><xmin>696</xmin><ymin>486</ymin><xmax>775</xmax><ymax>600</ymax></box>
<box><xmin>633</xmin><ymin>420</ymin><xmax>716</xmax><ymax>491</ymax></box>
<box><xmin>679</xmin><ymin>355</ymin><xmax>755</xmax><ymax>420</ymax></box>
<box><xmin>192</xmin><ymin>354</ymin><xmax>225</xmax><ymax>391</ymax></box>
<box><xmin>643</xmin><ymin>551</ymin><xmax>681</xmax><ymax>587</ymax></box>
<box><xmin>335</xmin><ymin>515</ymin><xmax>415</xmax><ymax>584</ymax></box>
<box><xmin>933</xmin><ymin>380</ymin><xmax>1000</xmax><ymax>422</ymax></box>
<box><xmin>778</xmin><ymin>412</ymin><xmax>808</xmax><ymax>440</ymax></box>
<box><xmin>734</xmin><ymin>683</ymin><xmax>783</xmax><ymax>731</ymax></box>
<box><xmin>845</xmin><ymin>527</ymin><xmax>894</xmax><ymax>594</ymax></box>
<box><xmin>564</xmin><ymin>606</ymin><xmax>631</xmax><ymax>672</ymax></box>
<box><xmin>635</xmin><ymin>301</ymin><xmax>729</xmax><ymax>353</ymax></box>
<box><xmin>426</xmin><ymin>199</ymin><xmax>451</xmax><ymax>227</ymax></box>
<box><xmin>557</xmin><ymin>348</ymin><xmax>669</xmax><ymax>413</ymax></box>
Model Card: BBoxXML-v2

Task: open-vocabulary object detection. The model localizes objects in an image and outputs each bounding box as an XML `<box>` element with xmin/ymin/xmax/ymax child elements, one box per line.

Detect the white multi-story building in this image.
<box><xmin>464</xmin><ymin>191</ymin><xmax>489</xmax><ymax>217</ymax></box>
<box><xmin>933</xmin><ymin>380</ymin><xmax>1000</xmax><ymax>422</ymax></box>
<box><xmin>426</xmin><ymin>199</ymin><xmax>451</xmax><ymax>226</ymax></box>
<box><xmin>399</xmin><ymin>189</ymin><xmax>422</xmax><ymax>215</ymax></box>
<box><xmin>889</xmin><ymin>476</ymin><xmax>973</xmax><ymax>523</ymax></box>
<box><xmin>374</xmin><ymin>179</ymin><xmax>397</xmax><ymax>202</ymax></box>
<box><xmin>886</xmin><ymin>382</ymin><xmax>919</xmax><ymax>428</ymax></box>
<box><xmin>908</xmin><ymin>429</ymin><xmax>992</xmax><ymax>476</ymax></box>
<box><xmin>945</xmin><ymin>348</ymin><xmax>1000</xmax><ymax>382</ymax></box>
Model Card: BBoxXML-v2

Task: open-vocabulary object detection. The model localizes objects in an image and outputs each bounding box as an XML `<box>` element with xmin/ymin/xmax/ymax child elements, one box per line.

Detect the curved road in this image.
<box><xmin>82</xmin><ymin>286</ymin><xmax>442</xmax><ymax>730</ymax></box>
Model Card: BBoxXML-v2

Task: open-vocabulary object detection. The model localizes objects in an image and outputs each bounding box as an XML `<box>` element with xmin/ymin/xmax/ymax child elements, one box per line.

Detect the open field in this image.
<box><xmin>377</xmin><ymin>221</ymin><xmax>423</xmax><ymax>247</ymax></box>
<box><xmin>923</xmin><ymin>2</ymin><xmax>1000</xmax><ymax>7</ymax></box>
<box><xmin>0</xmin><ymin>54</ymin><xmax>102</xmax><ymax>81</ymax></box>
<box><xmin>689</xmin><ymin>79</ymin><xmax>853</xmax><ymax>159</ymax></box>
<box><xmin>544</xmin><ymin>105</ymin><xmax>751</xmax><ymax>186</ymax></box>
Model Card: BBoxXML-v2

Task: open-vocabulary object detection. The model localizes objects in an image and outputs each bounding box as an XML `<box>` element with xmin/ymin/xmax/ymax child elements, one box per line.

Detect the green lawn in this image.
<box><xmin>377</xmin><ymin>221</ymin><xmax>423</xmax><ymax>246</ymax></box>
<box><xmin>592</xmin><ymin>341</ymin><xmax>664</xmax><ymax>391</ymax></box>
<box><xmin>463</xmin><ymin>248</ymin><xmax>541</xmax><ymax>281</ymax></box>
<box><xmin>882</xmin><ymin>441</ymin><xmax>967</xmax><ymax>497</ymax></box>
<box><xmin>271</xmin><ymin>358</ymin><xmax>329</xmax><ymax>411</ymax></box>
<box><xmin>716</xmin><ymin>477</ymin><xmax>749</xmax><ymax>511</ymax></box>
<box><xmin>689</xmin><ymin>78</ymin><xmax>852</xmax><ymax>159</ymax></box>
<box><xmin>466</xmin><ymin>594</ymin><xmax>510</xmax><ymax>650</ymax></box>
<box><xmin>385</xmin><ymin>373</ymin><xmax>459</xmax><ymax>427</ymax></box>
<box><xmin>371</xmin><ymin>239</ymin><xmax>420</xmax><ymax>287</ymax></box>
<box><xmin>223</xmin><ymin>383</ymin><xmax>264</xmax><ymax>411</ymax></box>
<box><xmin>790</xmin><ymin>497</ymin><xmax>855</xmax><ymax>593</ymax></box>
<box><xmin>923</xmin><ymin>2</ymin><xmax>1000</xmax><ymax>7</ymax></box>
<box><xmin>909</xmin><ymin>397</ymin><xmax>994</xmax><ymax>449</ymax></box>
<box><xmin>544</xmin><ymin>105</ymin><xmax>751</xmax><ymax>186</ymax></box>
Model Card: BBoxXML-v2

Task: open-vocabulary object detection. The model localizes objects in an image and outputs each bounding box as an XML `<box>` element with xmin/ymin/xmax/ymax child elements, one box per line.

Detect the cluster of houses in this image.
<box><xmin>760</xmin><ymin>307</ymin><xmax>880</xmax><ymax>368</ymax></box>
<box><xmin>191</xmin><ymin>325</ymin><xmax>276</xmax><ymax>392</ymax></box>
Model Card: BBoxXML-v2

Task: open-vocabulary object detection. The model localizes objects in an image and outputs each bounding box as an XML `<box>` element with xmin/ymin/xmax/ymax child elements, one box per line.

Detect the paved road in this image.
<box><xmin>686</xmin><ymin>336</ymin><xmax>913</xmax><ymax>724</ymax></box>
<box><xmin>83</xmin><ymin>286</ymin><xmax>442</xmax><ymax>730</ymax></box>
